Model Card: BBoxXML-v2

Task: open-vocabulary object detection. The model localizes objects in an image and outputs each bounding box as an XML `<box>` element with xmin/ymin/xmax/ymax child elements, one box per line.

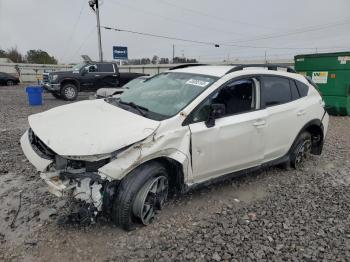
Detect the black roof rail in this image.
<box><xmin>169</xmin><ymin>63</ymin><xmax>208</xmax><ymax>70</ymax></box>
<box><xmin>225</xmin><ymin>64</ymin><xmax>296</xmax><ymax>74</ymax></box>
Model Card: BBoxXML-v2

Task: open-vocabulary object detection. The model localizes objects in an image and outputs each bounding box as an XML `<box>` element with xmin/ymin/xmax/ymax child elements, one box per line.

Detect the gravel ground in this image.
<box><xmin>0</xmin><ymin>84</ymin><xmax>350</xmax><ymax>261</ymax></box>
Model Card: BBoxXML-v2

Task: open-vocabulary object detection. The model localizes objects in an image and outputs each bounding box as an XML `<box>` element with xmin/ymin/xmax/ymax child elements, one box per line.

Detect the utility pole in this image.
<box><xmin>172</xmin><ymin>44</ymin><xmax>175</xmax><ymax>63</ymax></box>
<box><xmin>89</xmin><ymin>0</ymin><xmax>103</xmax><ymax>62</ymax></box>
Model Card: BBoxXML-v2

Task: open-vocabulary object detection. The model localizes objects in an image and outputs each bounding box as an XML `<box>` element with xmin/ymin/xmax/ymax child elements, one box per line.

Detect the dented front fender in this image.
<box><xmin>98</xmin><ymin>126</ymin><xmax>192</xmax><ymax>181</ymax></box>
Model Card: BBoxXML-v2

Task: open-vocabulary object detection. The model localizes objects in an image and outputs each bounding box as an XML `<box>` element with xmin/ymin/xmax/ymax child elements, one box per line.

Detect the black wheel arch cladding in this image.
<box><xmin>290</xmin><ymin>119</ymin><xmax>324</xmax><ymax>156</ymax></box>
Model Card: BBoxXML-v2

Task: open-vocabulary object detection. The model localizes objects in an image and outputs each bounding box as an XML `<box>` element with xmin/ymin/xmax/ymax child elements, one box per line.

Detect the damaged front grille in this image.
<box><xmin>28</xmin><ymin>128</ymin><xmax>56</xmax><ymax>160</ymax></box>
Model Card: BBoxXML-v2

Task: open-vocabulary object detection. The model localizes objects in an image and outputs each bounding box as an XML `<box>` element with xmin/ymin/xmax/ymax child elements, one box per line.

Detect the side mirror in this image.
<box><xmin>81</xmin><ymin>68</ymin><xmax>87</xmax><ymax>75</ymax></box>
<box><xmin>205</xmin><ymin>103</ymin><xmax>226</xmax><ymax>128</ymax></box>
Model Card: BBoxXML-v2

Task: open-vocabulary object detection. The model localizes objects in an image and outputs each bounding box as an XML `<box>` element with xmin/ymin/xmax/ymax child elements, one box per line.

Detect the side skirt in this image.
<box><xmin>183</xmin><ymin>154</ymin><xmax>290</xmax><ymax>193</ymax></box>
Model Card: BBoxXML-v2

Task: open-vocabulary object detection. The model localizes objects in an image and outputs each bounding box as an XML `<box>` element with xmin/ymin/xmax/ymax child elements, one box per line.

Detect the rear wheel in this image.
<box><xmin>6</xmin><ymin>80</ymin><xmax>14</xmax><ymax>86</ymax></box>
<box><xmin>61</xmin><ymin>84</ymin><xmax>78</xmax><ymax>101</ymax></box>
<box><xmin>112</xmin><ymin>162</ymin><xmax>169</xmax><ymax>230</ymax></box>
<box><xmin>290</xmin><ymin>132</ymin><xmax>312</xmax><ymax>169</ymax></box>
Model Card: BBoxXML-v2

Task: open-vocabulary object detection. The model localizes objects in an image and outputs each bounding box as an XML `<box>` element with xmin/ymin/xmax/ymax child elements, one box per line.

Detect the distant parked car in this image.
<box><xmin>94</xmin><ymin>75</ymin><xmax>150</xmax><ymax>98</ymax></box>
<box><xmin>0</xmin><ymin>72</ymin><xmax>20</xmax><ymax>86</ymax></box>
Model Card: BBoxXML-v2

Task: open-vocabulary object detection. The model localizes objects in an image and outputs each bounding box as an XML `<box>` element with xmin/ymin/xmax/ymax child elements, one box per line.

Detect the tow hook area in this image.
<box><xmin>40</xmin><ymin>171</ymin><xmax>116</xmax><ymax>225</ymax></box>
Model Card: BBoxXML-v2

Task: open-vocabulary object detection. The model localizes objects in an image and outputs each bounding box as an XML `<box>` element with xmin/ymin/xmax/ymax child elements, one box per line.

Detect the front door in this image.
<box><xmin>80</xmin><ymin>64</ymin><xmax>98</xmax><ymax>91</ymax></box>
<box><xmin>188</xmin><ymin>77</ymin><xmax>267</xmax><ymax>183</ymax></box>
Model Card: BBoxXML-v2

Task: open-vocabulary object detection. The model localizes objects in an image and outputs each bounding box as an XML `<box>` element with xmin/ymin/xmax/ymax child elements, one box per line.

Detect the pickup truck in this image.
<box><xmin>43</xmin><ymin>62</ymin><xmax>147</xmax><ymax>100</ymax></box>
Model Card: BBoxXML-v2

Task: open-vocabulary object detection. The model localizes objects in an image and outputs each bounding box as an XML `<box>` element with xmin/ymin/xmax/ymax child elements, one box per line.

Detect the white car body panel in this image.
<box><xmin>99</xmin><ymin>117</ymin><xmax>192</xmax><ymax>181</ymax></box>
<box><xmin>28</xmin><ymin>99</ymin><xmax>160</xmax><ymax>156</ymax></box>
<box><xmin>189</xmin><ymin>110</ymin><xmax>267</xmax><ymax>182</ymax></box>
<box><xmin>263</xmin><ymin>100</ymin><xmax>302</xmax><ymax>161</ymax></box>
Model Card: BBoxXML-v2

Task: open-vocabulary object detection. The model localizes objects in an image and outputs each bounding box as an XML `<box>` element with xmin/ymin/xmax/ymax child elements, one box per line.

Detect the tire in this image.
<box><xmin>60</xmin><ymin>84</ymin><xmax>78</xmax><ymax>101</ymax></box>
<box><xmin>51</xmin><ymin>92</ymin><xmax>62</xmax><ymax>99</ymax></box>
<box><xmin>290</xmin><ymin>132</ymin><xmax>312</xmax><ymax>169</ymax></box>
<box><xmin>112</xmin><ymin>162</ymin><xmax>169</xmax><ymax>231</ymax></box>
<box><xmin>6</xmin><ymin>80</ymin><xmax>14</xmax><ymax>86</ymax></box>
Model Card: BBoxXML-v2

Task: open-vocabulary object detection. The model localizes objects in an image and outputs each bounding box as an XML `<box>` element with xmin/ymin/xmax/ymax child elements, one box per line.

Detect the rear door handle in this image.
<box><xmin>95</xmin><ymin>74</ymin><xmax>100</xmax><ymax>77</ymax></box>
<box><xmin>297</xmin><ymin>110</ymin><xmax>306</xmax><ymax>116</ymax></box>
<box><xmin>253</xmin><ymin>120</ymin><xmax>266</xmax><ymax>127</ymax></box>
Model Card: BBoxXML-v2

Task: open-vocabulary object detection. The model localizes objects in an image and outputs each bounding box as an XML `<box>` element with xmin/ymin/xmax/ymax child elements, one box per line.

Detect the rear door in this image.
<box><xmin>96</xmin><ymin>63</ymin><xmax>118</xmax><ymax>88</ymax></box>
<box><xmin>260</xmin><ymin>75</ymin><xmax>306</xmax><ymax>162</ymax></box>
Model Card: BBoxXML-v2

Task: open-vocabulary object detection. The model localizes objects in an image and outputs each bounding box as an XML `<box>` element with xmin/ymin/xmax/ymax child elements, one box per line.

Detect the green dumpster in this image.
<box><xmin>295</xmin><ymin>52</ymin><xmax>350</xmax><ymax>115</ymax></box>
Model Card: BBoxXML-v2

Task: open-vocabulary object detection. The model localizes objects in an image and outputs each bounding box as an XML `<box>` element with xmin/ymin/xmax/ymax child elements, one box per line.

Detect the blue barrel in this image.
<box><xmin>26</xmin><ymin>86</ymin><xmax>43</xmax><ymax>106</ymax></box>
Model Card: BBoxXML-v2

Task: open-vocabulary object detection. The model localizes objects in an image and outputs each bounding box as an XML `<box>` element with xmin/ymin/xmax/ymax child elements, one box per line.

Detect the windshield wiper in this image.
<box><xmin>118</xmin><ymin>99</ymin><xmax>149</xmax><ymax>116</ymax></box>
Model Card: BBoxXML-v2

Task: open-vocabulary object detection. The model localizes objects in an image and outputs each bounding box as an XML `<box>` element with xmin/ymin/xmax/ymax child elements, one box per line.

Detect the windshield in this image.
<box><xmin>72</xmin><ymin>63</ymin><xmax>86</xmax><ymax>71</ymax></box>
<box><xmin>116</xmin><ymin>72</ymin><xmax>217</xmax><ymax>120</ymax></box>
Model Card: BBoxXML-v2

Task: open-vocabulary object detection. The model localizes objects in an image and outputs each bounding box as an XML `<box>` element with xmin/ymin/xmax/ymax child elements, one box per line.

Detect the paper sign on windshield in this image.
<box><xmin>186</xmin><ymin>79</ymin><xmax>210</xmax><ymax>87</ymax></box>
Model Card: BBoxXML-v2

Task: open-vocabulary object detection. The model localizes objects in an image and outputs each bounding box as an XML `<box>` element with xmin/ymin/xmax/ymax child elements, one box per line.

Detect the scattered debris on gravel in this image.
<box><xmin>1</xmin><ymin>85</ymin><xmax>349</xmax><ymax>261</ymax></box>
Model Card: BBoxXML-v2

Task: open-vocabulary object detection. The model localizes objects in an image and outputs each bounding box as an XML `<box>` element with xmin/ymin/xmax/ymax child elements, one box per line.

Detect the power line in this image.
<box><xmin>155</xmin><ymin>0</ymin><xmax>284</xmax><ymax>31</ymax></box>
<box><xmin>108</xmin><ymin>0</ymin><xmax>249</xmax><ymax>37</ymax></box>
<box><xmin>222</xmin><ymin>18</ymin><xmax>350</xmax><ymax>44</ymax></box>
<box><xmin>70</xmin><ymin>26</ymin><xmax>96</xmax><ymax>61</ymax></box>
<box><xmin>102</xmin><ymin>26</ymin><xmax>328</xmax><ymax>50</ymax></box>
<box><xmin>61</xmin><ymin>0</ymin><xmax>86</xmax><ymax>61</ymax></box>
<box><xmin>103</xmin><ymin>26</ymin><xmax>221</xmax><ymax>47</ymax></box>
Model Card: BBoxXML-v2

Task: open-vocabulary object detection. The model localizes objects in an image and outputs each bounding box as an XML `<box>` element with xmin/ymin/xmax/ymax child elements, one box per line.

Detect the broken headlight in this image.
<box><xmin>54</xmin><ymin>155</ymin><xmax>109</xmax><ymax>172</ymax></box>
<box><xmin>28</xmin><ymin>128</ymin><xmax>56</xmax><ymax>160</ymax></box>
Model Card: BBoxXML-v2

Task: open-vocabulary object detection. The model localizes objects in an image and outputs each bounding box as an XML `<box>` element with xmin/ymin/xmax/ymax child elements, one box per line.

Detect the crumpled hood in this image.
<box><xmin>28</xmin><ymin>99</ymin><xmax>160</xmax><ymax>156</ymax></box>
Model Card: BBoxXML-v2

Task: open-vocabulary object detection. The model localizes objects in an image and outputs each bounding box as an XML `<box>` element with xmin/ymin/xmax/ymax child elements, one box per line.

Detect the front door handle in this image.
<box><xmin>95</xmin><ymin>74</ymin><xmax>100</xmax><ymax>77</ymax></box>
<box><xmin>297</xmin><ymin>110</ymin><xmax>306</xmax><ymax>116</ymax></box>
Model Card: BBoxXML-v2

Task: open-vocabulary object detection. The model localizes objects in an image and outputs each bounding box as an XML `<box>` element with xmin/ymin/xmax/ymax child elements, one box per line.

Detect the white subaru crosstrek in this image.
<box><xmin>21</xmin><ymin>64</ymin><xmax>329</xmax><ymax>230</ymax></box>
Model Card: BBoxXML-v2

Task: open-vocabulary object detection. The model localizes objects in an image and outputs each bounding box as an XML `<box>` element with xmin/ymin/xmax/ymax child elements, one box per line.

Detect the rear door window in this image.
<box><xmin>295</xmin><ymin>80</ymin><xmax>309</xmax><ymax>97</ymax></box>
<box><xmin>98</xmin><ymin>63</ymin><xmax>114</xmax><ymax>73</ymax></box>
<box><xmin>261</xmin><ymin>76</ymin><xmax>292</xmax><ymax>107</ymax></box>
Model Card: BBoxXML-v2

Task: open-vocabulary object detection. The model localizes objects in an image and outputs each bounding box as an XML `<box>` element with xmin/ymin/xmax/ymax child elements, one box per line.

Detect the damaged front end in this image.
<box><xmin>21</xmin><ymin>128</ymin><xmax>119</xmax><ymax>224</ymax></box>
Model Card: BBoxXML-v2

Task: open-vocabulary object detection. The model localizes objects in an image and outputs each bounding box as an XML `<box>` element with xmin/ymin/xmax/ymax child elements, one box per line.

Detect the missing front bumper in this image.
<box><xmin>40</xmin><ymin>171</ymin><xmax>104</xmax><ymax>211</ymax></box>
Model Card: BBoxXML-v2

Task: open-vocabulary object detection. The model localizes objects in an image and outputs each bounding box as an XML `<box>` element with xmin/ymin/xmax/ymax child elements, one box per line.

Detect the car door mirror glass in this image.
<box><xmin>205</xmin><ymin>103</ymin><xmax>226</xmax><ymax>128</ymax></box>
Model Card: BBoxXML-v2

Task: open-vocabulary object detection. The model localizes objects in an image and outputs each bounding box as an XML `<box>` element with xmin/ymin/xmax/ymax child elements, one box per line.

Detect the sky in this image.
<box><xmin>0</xmin><ymin>0</ymin><xmax>349</xmax><ymax>64</ymax></box>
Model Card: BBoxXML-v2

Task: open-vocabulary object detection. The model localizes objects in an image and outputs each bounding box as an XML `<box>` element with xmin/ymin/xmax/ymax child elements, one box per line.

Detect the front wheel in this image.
<box><xmin>61</xmin><ymin>84</ymin><xmax>78</xmax><ymax>101</ymax></box>
<box><xmin>6</xmin><ymin>80</ymin><xmax>14</xmax><ymax>86</ymax></box>
<box><xmin>51</xmin><ymin>92</ymin><xmax>62</xmax><ymax>99</ymax></box>
<box><xmin>112</xmin><ymin>162</ymin><xmax>169</xmax><ymax>230</ymax></box>
<box><xmin>290</xmin><ymin>132</ymin><xmax>312</xmax><ymax>169</ymax></box>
